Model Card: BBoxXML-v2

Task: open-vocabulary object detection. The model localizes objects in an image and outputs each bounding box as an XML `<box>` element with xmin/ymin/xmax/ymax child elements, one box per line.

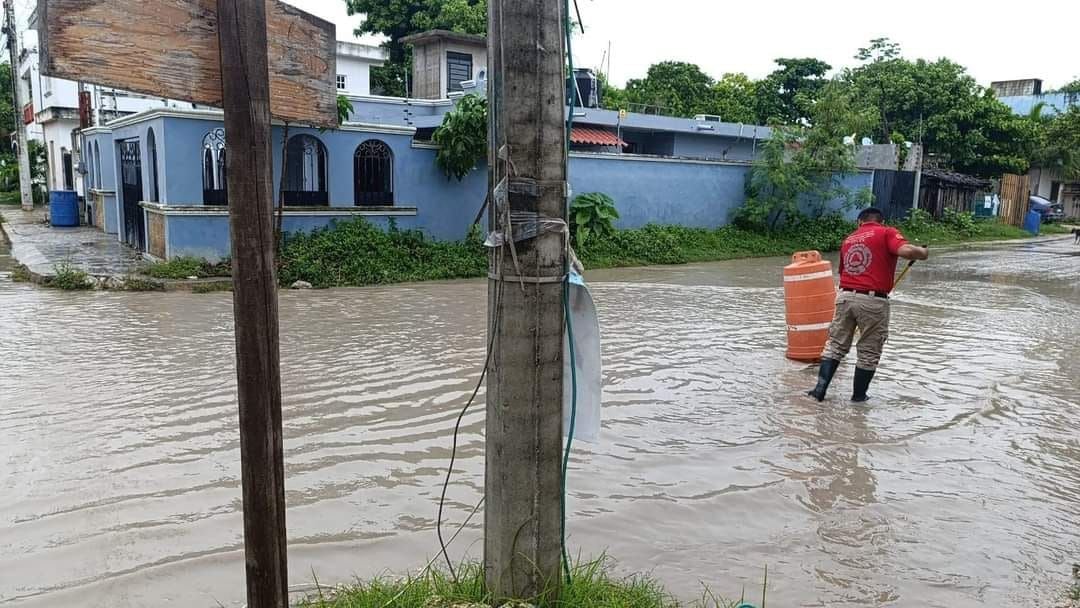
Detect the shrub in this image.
<box><xmin>146</xmin><ymin>257</ymin><xmax>232</xmax><ymax>279</ymax></box>
<box><xmin>278</xmin><ymin>218</ymin><xmax>486</xmax><ymax>288</ymax></box>
<box><xmin>570</xmin><ymin>192</ymin><xmax>619</xmax><ymax>246</ymax></box>
<box><xmin>48</xmin><ymin>263</ymin><xmax>93</xmax><ymax>290</ymax></box>
<box><xmin>941</xmin><ymin>208</ymin><xmax>978</xmax><ymax>237</ymax></box>
<box><xmin>432</xmin><ymin>94</ymin><xmax>487</xmax><ymax>181</ymax></box>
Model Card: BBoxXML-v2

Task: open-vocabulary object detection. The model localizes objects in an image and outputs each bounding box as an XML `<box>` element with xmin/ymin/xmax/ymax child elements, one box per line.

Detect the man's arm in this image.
<box><xmin>898</xmin><ymin>243</ymin><xmax>929</xmax><ymax>260</ymax></box>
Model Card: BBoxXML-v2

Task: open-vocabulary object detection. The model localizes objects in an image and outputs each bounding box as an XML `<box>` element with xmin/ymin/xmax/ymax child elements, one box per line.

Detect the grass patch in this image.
<box><xmin>297</xmin><ymin>558</ymin><xmax>734</xmax><ymax>608</ymax></box>
<box><xmin>191</xmin><ymin>280</ymin><xmax>233</xmax><ymax>294</ymax></box>
<box><xmin>279</xmin><ymin>220</ymin><xmax>486</xmax><ymax>288</ymax></box>
<box><xmin>46</xmin><ymin>263</ymin><xmax>93</xmax><ymax>290</ymax></box>
<box><xmin>272</xmin><ymin>211</ymin><xmax>1056</xmax><ymax>289</ymax></box>
<box><xmin>10</xmin><ymin>263</ymin><xmax>32</xmax><ymax>282</ymax></box>
<box><xmin>116</xmin><ymin>276</ymin><xmax>165</xmax><ymax>292</ymax></box>
<box><xmin>0</xmin><ymin>190</ymin><xmax>20</xmax><ymax>205</ymax></box>
<box><xmin>145</xmin><ymin>256</ymin><xmax>232</xmax><ymax>280</ymax></box>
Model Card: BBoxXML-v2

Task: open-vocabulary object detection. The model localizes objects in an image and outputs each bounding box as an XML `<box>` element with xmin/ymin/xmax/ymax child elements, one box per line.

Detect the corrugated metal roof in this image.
<box><xmin>570</xmin><ymin>126</ymin><xmax>626</xmax><ymax>147</ymax></box>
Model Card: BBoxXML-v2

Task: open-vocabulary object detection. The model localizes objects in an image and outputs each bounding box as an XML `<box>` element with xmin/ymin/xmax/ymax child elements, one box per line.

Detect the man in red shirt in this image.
<box><xmin>807</xmin><ymin>208</ymin><xmax>929</xmax><ymax>402</ymax></box>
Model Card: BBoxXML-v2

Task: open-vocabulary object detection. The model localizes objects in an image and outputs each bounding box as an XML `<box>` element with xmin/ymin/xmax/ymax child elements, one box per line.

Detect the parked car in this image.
<box><xmin>1029</xmin><ymin>196</ymin><xmax>1065</xmax><ymax>223</ymax></box>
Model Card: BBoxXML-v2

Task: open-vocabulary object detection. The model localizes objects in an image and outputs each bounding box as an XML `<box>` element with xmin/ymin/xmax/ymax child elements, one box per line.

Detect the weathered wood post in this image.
<box><xmin>216</xmin><ymin>1</ymin><xmax>288</xmax><ymax>606</ymax></box>
<box><xmin>485</xmin><ymin>0</ymin><xmax>568</xmax><ymax>602</ymax></box>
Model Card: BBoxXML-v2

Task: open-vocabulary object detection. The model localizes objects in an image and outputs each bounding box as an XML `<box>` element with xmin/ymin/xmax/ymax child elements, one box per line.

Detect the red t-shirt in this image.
<box><xmin>838</xmin><ymin>222</ymin><xmax>908</xmax><ymax>294</ymax></box>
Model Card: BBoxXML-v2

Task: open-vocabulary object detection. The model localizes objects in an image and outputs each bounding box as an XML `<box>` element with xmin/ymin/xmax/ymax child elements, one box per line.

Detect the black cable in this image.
<box><xmin>436</xmin><ymin>272</ymin><xmax>504</xmax><ymax>581</ymax></box>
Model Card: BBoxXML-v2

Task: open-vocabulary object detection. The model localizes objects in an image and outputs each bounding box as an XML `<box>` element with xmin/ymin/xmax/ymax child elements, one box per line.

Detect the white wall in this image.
<box><xmin>441</xmin><ymin>43</ymin><xmax>488</xmax><ymax>99</ymax></box>
<box><xmin>336</xmin><ymin>57</ymin><xmax>373</xmax><ymax>96</ymax></box>
<box><xmin>42</xmin><ymin>119</ymin><xmax>80</xmax><ymax>191</ymax></box>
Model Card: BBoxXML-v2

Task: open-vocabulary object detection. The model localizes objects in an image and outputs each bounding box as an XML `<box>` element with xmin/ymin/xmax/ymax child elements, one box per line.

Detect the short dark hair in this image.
<box><xmin>857</xmin><ymin>208</ymin><xmax>884</xmax><ymax>223</ymax></box>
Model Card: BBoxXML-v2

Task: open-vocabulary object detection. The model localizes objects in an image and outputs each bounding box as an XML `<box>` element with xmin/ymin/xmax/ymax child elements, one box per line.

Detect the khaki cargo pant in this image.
<box><xmin>821</xmin><ymin>291</ymin><xmax>890</xmax><ymax>370</ymax></box>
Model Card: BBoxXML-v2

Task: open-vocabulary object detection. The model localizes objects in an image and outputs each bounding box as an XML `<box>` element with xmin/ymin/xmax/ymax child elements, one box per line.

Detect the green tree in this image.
<box><xmin>344</xmin><ymin>0</ymin><xmax>487</xmax><ymax>96</ymax></box>
<box><xmin>0</xmin><ymin>62</ymin><xmax>14</xmax><ymax>144</ymax></box>
<box><xmin>596</xmin><ymin>72</ymin><xmax>629</xmax><ymax>112</ymax></box>
<box><xmin>1054</xmin><ymin>78</ymin><xmax>1080</xmax><ymax>95</ymax></box>
<box><xmin>710</xmin><ymin>73</ymin><xmax>756</xmax><ymax>124</ymax></box>
<box><xmin>740</xmin><ymin>81</ymin><xmax>874</xmax><ymax>229</ymax></box>
<box><xmin>844</xmin><ymin>39</ymin><xmax>1034</xmax><ymax>177</ymax></box>
<box><xmin>754</xmin><ymin>57</ymin><xmax>832</xmax><ymax>125</ymax></box>
<box><xmin>432</xmin><ymin>94</ymin><xmax>487</xmax><ymax>180</ymax></box>
<box><xmin>1034</xmin><ymin>105</ymin><xmax>1080</xmax><ymax>180</ymax></box>
<box><xmin>623</xmin><ymin>61</ymin><xmax>715</xmax><ymax>117</ymax></box>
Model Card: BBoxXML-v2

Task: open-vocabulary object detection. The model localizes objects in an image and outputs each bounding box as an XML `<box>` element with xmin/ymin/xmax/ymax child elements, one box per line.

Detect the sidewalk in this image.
<box><xmin>0</xmin><ymin>206</ymin><xmax>145</xmax><ymax>279</ymax></box>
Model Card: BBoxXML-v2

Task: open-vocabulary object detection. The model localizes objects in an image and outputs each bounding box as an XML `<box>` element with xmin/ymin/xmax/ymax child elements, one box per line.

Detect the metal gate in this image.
<box><xmin>872</xmin><ymin>170</ymin><xmax>917</xmax><ymax>222</ymax></box>
<box><xmin>119</xmin><ymin>140</ymin><xmax>145</xmax><ymax>251</ymax></box>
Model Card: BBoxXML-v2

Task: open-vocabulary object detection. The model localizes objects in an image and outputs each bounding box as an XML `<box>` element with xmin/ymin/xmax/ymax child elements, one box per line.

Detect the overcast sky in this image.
<box><xmin>285</xmin><ymin>0</ymin><xmax>1079</xmax><ymax>90</ymax></box>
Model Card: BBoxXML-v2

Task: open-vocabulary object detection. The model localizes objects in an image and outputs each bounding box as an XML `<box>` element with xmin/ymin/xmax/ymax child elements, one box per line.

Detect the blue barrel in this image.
<box><xmin>1022</xmin><ymin>210</ymin><xmax>1041</xmax><ymax>235</ymax></box>
<box><xmin>49</xmin><ymin>190</ymin><xmax>79</xmax><ymax>227</ymax></box>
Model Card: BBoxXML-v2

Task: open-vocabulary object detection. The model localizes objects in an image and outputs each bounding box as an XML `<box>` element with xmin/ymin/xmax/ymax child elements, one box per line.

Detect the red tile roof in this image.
<box><xmin>570</xmin><ymin>126</ymin><xmax>626</xmax><ymax>147</ymax></box>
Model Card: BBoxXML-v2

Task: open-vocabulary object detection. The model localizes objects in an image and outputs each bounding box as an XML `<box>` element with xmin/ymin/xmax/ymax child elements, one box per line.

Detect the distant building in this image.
<box><xmin>335</xmin><ymin>41</ymin><xmax>388</xmax><ymax>97</ymax></box>
<box><xmin>992</xmin><ymin>76</ymin><xmax>1080</xmax><ymax>215</ymax></box>
<box><xmin>401</xmin><ymin>30</ymin><xmax>488</xmax><ymax>100</ymax></box>
<box><xmin>991</xmin><ymin>78</ymin><xmax>1043</xmax><ymax>98</ymax></box>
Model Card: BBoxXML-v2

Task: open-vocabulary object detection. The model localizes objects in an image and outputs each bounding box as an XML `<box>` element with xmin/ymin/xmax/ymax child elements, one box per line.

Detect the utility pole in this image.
<box><xmin>4</xmin><ymin>0</ymin><xmax>34</xmax><ymax>211</ymax></box>
<box><xmin>485</xmin><ymin>0</ymin><xmax>567</xmax><ymax>603</ymax></box>
<box><xmin>216</xmin><ymin>1</ymin><xmax>288</xmax><ymax>606</ymax></box>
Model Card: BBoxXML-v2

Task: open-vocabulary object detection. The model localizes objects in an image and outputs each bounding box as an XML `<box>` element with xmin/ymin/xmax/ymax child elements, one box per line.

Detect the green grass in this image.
<box><xmin>46</xmin><ymin>263</ymin><xmax>93</xmax><ymax>290</ymax></box>
<box><xmin>297</xmin><ymin>559</ymin><xmax>735</xmax><ymax>608</ymax></box>
<box><xmin>10</xmin><ymin>263</ymin><xmax>31</xmax><ymax>282</ymax></box>
<box><xmin>191</xmin><ymin>281</ymin><xmax>233</xmax><ymax>294</ymax></box>
<box><xmin>115</xmin><ymin>276</ymin><xmax>165</xmax><ymax>292</ymax></box>
<box><xmin>145</xmin><ymin>256</ymin><xmax>232</xmax><ymax>280</ymax></box>
<box><xmin>0</xmin><ymin>190</ymin><xmax>20</xmax><ymax>205</ymax></box>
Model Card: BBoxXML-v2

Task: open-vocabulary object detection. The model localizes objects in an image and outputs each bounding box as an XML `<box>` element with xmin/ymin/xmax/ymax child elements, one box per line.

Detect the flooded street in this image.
<box><xmin>1</xmin><ymin>237</ymin><xmax>1079</xmax><ymax>607</ymax></box>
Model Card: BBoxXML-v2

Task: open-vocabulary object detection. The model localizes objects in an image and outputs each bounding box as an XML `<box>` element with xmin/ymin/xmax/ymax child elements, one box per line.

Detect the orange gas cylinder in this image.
<box><xmin>783</xmin><ymin>250</ymin><xmax>836</xmax><ymax>362</ymax></box>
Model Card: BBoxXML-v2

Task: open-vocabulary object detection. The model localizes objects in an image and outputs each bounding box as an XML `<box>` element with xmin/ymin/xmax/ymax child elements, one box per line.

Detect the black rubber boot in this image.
<box><xmin>851</xmin><ymin>368</ymin><xmax>876</xmax><ymax>402</ymax></box>
<box><xmin>807</xmin><ymin>358</ymin><xmax>840</xmax><ymax>402</ymax></box>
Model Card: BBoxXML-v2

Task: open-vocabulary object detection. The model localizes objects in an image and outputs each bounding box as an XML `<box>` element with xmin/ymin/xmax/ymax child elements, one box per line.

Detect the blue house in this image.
<box><xmin>78</xmin><ymin>31</ymin><xmax>872</xmax><ymax>261</ymax></box>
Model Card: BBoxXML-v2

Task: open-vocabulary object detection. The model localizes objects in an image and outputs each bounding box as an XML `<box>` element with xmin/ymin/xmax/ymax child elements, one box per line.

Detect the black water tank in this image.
<box><xmin>568</xmin><ymin>68</ymin><xmax>599</xmax><ymax>108</ymax></box>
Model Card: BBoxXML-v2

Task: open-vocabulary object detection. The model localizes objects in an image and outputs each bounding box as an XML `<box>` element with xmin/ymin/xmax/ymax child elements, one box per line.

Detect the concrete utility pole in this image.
<box><xmin>215</xmin><ymin>1</ymin><xmax>288</xmax><ymax>606</ymax></box>
<box><xmin>3</xmin><ymin>0</ymin><xmax>34</xmax><ymax>211</ymax></box>
<box><xmin>485</xmin><ymin>0</ymin><xmax>568</xmax><ymax>602</ymax></box>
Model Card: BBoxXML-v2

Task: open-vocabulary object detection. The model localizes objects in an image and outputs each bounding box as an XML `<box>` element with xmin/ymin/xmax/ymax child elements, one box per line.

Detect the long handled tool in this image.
<box><xmin>893</xmin><ymin>259</ymin><xmax>916</xmax><ymax>290</ymax></box>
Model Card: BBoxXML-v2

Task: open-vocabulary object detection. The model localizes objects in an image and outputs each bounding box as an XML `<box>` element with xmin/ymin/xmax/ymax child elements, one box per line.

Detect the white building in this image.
<box><xmin>335</xmin><ymin>41</ymin><xmax>387</xmax><ymax>97</ymax></box>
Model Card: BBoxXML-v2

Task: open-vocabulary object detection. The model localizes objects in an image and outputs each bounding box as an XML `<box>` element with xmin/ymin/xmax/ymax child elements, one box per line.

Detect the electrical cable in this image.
<box><xmin>559</xmin><ymin>0</ymin><xmax>582</xmax><ymax>585</ymax></box>
<box><xmin>435</xmin><ymin>266</ymin><xmax>504</xmax><ymax>582</ymax></box>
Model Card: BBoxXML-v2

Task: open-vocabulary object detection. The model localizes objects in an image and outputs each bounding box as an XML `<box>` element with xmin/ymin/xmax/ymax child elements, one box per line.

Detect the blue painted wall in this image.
<box><xmin>998</xmin><ymin>92</ymin><xmax>1079</xmax><ymax>117</ymax></box>
<box><xmin>84</xmin><ymin>131</ymin><xmax>120</xmax><ymax>234</ymax></box>
<box><xmin>88</xmin><ymin>109</ymin><xmax>875</xmax><ymax>261</ymax></box>
<box><xmin>569</xmin><ymin>154</ymin><xmax>751</xmax><ymax>228</ymax></box>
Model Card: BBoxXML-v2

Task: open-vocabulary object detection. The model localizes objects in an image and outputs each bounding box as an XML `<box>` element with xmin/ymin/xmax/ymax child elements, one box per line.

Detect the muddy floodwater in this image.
<box><xmin>1</xmin><ymin>237</ymin><xmax>1079</xmax><ymax>607</ymax></box>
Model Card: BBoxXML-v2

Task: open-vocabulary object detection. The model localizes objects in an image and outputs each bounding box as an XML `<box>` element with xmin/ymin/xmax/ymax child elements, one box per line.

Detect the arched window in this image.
<box><xmin>202</xmin><ymin>128</ymin><xmax>227</xmax><ymax>205</ymax></box>
<box><xmin>283</xmin><ymin>134</ymin><xmax>328</xmax><ymax>206</ymax></box>
<box><xmin>354</xmin><ymin>139</ymin><xmax>393</xmax><ymax>206</ymax></box>
<box><xmin>146</xmin><ymin>128</ymin><xmax>159</xmax><ymax>202</ymax></box>
<box><xmin>93</xmin><ymin>141</ymin><xmax>102</xmax><ymax>187</ymax></box>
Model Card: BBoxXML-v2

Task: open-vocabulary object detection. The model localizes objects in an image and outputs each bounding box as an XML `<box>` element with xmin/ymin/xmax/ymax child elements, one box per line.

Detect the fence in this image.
<box><xmin>998</xmin><ymin>173</ymin><xmax>1030</xmax><ymax>227</ymax></box>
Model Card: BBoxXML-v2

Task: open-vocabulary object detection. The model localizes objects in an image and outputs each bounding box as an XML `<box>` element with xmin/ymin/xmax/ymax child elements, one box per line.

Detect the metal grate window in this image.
<box><xmin>202</xmin><ymin>128</ymin><xmax>228</xmax><ymax>205</ymax></box>
<box><xmin>337</xmin><ymin>74</ymin><xmax>347</xmax><ymax>90</ymax></box>
<box><xmin>354</xmin><ymin>139</ymin><xmax>393</xmax><ymax>206</ymax></box>
<box><xmin>283</xmin><ymin>135</ymin><xmax>329</xmax><ymax>206</ymax></box>
<box><xmin>447</xmin><ymin>51</ymin><xmax>473</xmax><ymax>92</ymax></box>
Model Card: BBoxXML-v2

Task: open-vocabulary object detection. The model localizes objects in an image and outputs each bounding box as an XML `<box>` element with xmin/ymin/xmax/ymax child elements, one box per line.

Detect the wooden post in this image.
<box><xmin>216</xmin><ymin>1</ymin><xmax>288</xmax><ymax>606</ymax></box>
<box><xmin>485</xmin><ymin>0</ymin><xmax>567</xmax><ymax>603</ymax></box>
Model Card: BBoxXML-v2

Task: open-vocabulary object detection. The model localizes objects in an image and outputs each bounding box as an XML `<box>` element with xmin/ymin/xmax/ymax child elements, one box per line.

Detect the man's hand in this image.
<box><xmin>898</xmin><ymin>243</ymin><xmax>929</xmax><ymax>260</ymax></box>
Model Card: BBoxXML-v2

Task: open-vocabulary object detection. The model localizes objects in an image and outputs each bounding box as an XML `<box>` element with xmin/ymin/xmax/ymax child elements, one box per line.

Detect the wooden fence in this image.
<box><xmin>998</xmin><ymin>173</ymin><xmax>1030</xmax><ymax>227</ymax></box>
